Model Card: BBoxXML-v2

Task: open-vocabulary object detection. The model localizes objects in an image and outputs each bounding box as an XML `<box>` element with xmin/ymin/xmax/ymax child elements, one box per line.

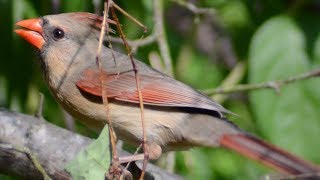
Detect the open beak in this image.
<box><xmin>15</xmin><ymin>18</ymin><xmax>44</xmax><ymax>50</ymax></box>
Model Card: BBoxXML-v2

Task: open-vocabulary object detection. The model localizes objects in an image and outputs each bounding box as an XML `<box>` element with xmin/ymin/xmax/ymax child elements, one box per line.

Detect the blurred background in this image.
<box><xmin>1</xmin><ymin>0</ymin><xmax>320</xmax><ymax>179</ymax></box>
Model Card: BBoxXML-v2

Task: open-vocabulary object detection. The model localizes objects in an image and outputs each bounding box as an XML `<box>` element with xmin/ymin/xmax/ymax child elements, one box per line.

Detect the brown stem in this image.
<box><xmin>96</xmin><ymin>1</ymin><xmax>119</xmax><ymax>177</ymax></box>
<box><xmin>204</xmin><ymin>68</ymin><xmax>320</xmax><ymax>95</ymax></box>
<box><xmin>112</xmin><ymin>2</ymin><xmax>148</xmax><ymax>32</ymax></box>
<box><xmin>171</xmin><ymin>0</ymin><xmax>216</xmax><ymax>15</ymax></box>
<box><xmin>110</xmin><ymin>6</ymin><xmax>148</xmax><ymax>180</ymax></box>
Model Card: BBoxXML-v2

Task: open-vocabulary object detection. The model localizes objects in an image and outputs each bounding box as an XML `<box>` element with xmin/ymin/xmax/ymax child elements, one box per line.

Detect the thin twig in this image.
<box><xmin>108</xmin><ymin>31</ymin><xmax>158</xmax><ymax>52</ymax></box>
<box><xmin>62</xmin><ymin>110</ymin><xmax>75</xmax><ymax>131</ymax></box>
<box><xmin>153</xmin><ymin>0</ymin><xmax>174</xmax><ymax>76</ymax></box>
<box><xmin>203</xmin><ymin>68</ymin><xmax>320</xmax><ymax>95</ymax></box>
<box><xmin>34</xmin><ymin>93</ymin><xmax>44</xmax><ymax>118</ymax></box>
<box><xmin>0</xmin><ymin>143</ymin><xmax>51</xmax><ymax>180</ymax></box>
<box><xmin>112</xmin><ymin>2</ymin><xmax>148</xmax><ymax>32</ymax></box>
<box><xmin>124</xmin><ymin>144</ymin><xmax>143</xmax><ymax>170</ymax></box>
<box><xmin>171</xmin><ymin>0</ymin><xmax>216</xmax><ymax>15</ymax></box>
<box><xmin>110</xmin><ymin>6</ymin><xmax>148</xmax><ymax>180</ymax></box>
<box><xmin>108</xmin><ymin>35</ymin><xmax>156</xmax><ymax>47</ymax></box>
<box><xmin>104</xmin><ymin>4</ymin><xmax>119</xmax><ymax>74</ymax></box>
<box><xmin>96</xmin><ymin>1</ymin><xmax>119</xmax><ymax>177</ymax></box>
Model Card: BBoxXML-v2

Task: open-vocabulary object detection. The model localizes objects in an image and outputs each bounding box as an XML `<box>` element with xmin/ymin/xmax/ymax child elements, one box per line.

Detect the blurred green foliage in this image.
<box><xmin>249</xmin><ymin>15</ymin><xmax>320</xmax><ymax>162</ymax></box>
<box><xmin>0</xmin><ymin>0</ymin><xmax>320</xmax><ymax>179</ymax></box>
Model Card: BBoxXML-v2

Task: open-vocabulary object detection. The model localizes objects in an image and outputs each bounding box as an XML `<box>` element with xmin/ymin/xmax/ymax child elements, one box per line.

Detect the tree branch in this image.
<box><xmin>0</xmin><ymin>108</ymin><xmax>183</xmax><ymax>180</ymax></box>
<box><xmin>153</xmin><ymin>0</ymin><xmax>174</xmax><ymax>76</ymax></box>
<box><xmin>204</xmin><ymin>68</ymin><xmax>320</xmax><ymax>95</ymax></box>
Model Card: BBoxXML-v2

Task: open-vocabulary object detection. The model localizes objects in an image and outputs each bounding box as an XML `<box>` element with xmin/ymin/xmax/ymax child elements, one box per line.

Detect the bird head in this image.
<box><xmin>15</xmin><ymin>12</ymin><xmax>115</xmax><ymax>67</ymax></box>
<box><xmin>15</xmin><ymin>12</ymin><xmax>116</xmax><ymax>84</ymax></box>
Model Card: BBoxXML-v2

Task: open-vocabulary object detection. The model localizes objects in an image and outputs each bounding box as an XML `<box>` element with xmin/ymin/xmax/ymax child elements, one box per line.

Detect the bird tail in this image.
<box><xmin>220</xmin><ymin>133</ymin><xmax>320</xmax><ymax>175</ymax></box>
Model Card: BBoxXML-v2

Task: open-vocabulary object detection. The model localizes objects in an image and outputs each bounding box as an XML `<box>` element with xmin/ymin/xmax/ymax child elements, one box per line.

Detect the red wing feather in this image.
<box><xmin>76</xmin><ymin>68</ymin><xmax>229</xmax><ymax>113</ymax></box>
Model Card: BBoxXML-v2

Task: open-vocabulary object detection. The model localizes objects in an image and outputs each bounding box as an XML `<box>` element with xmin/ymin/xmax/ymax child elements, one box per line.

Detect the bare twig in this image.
<box><xmin>108</xmin><ymin>33</ymin><xmax>157</xmax><ymax>47</ymax></box>
<box><xmin>153</xmin><ymin>0</ymin><xmax>174</xmax><ymax>76</ymax></box>
<box><xmin>34</xmin><ymin>93</ymin><xmax>44</xmax><ymax>118</ymax></box>
<box><xmin>124</xmin><ymin>144</ymin><xmax>143</xmax><ymax>170</ymax></box>
<box><xmin>171</xmin><ymin>0</ymin><xmax>215</xmax><ymax>15</ymax></box>
<box><xmin>110</xmin><ymin>5</ymin><xmax>148</xmax><ymax>180</ymax></box>
<box><xmin>112</xmin><ymin>2</ymin><xmax>148</xmax><ymax>32</ymax></box>
<box><xmin>108</xmin><ymin>30</ymin><xmax>158</xmax><ymax>53</ymax></box>
<box><xmin>0</xmin><ymin>144</ymin><xmax>51</xmax><ymax>180</ymax></box>
<box><xmin>204</xmin><ymin>68</ymin><xmax>320</xmax><ymax>95</ymax></box>
<box><xmin>62</xmin><ymin>110</ymin><xmax>75</xmax><ymax>131</ymax></box>
<box><xmin>108</xmin><ymin>0</ymin><xmax>175</xmax><ymax>77</ymax></box>
<box><xmin>96</xmin><ymin>2</ymin><xmax>120</xmax><ymax>178</ymax></box>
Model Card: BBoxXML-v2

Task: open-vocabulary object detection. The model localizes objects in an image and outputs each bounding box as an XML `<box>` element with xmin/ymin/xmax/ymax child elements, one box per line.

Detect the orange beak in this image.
<box><xmin>15</xmin><ymin>18</ymin><xmax>44</xmax><ymax>50</ymax></box>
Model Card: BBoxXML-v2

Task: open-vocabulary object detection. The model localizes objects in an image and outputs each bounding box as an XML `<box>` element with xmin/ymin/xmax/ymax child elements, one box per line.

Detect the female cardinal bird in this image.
<box><xmin>15</xmin><ymin>12</ymin><xmax>319</xmax><ymax>175</ymax></box>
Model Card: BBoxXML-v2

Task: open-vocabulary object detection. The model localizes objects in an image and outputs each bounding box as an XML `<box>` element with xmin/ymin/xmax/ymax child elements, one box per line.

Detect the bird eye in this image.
<box><xmin>53</xmin><ymin>28</ymin><xmax>65</xmax><ymax>40</ymax></box>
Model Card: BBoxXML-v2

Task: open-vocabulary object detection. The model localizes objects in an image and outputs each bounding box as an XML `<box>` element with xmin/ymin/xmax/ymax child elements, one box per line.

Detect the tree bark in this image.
<box><xmin>0</xmin><ymin>108</ymin><xmax>182</xmax><ymax>180</ymax></box>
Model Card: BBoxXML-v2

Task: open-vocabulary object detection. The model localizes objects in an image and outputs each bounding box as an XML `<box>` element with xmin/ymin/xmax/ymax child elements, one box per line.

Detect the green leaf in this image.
<box><xmin>65</xmin><ymin>125</ymin><xmax>111</xmax><ymax>180</ymax></box>
<box><xmin>249</xmin><ymin>16</ymin><xmax>320</xmax><ymax>162</ymax></box>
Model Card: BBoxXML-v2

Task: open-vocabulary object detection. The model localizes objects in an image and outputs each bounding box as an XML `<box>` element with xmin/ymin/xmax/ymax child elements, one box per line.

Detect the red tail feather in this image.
<box><xmin>220</xmin><ymin>134</ymin><xmax>320</xmax><ymax>174</ymax></box>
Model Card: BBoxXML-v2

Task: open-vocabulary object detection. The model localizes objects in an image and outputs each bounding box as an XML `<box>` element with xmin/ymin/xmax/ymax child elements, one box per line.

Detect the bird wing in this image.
<box><xmin>76</xmin><ymin>67</ymin><xmax>229</xmax><ymax>114</ymax></box>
